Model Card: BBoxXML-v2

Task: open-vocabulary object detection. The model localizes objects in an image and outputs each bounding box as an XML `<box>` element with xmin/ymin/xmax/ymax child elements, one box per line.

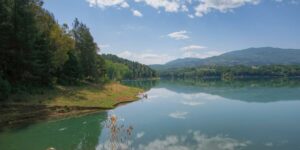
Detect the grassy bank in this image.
<box><xmin>1</xmin><ymin>82</ymin><xmax>143</xmax><ymax>128</ymax></box>
<box><xmin>6</xmin><ymin>82</ymin><xmax>143</xmax><ymax>108</ymax></box>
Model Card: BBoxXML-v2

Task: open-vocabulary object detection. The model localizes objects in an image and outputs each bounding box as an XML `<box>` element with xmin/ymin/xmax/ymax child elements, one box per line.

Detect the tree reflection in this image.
<box><xmin>160</xmin><ymin>79</ymin><xmax>300</xmax><ymax>102</ymax></box>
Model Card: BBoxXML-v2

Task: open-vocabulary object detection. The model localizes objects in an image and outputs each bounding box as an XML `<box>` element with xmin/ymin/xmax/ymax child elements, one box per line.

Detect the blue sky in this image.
<box><xmin>43</xmin><ymin>0</ymin><xmax>300</xmax><ymax>64</ymax></box>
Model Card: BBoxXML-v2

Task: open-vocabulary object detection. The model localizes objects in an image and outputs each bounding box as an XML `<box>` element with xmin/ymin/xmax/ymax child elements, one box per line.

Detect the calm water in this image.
<box><xmin>1</xmin><ymin>79</ymin><xmax>300</xmax><ymax>150</ymax></box>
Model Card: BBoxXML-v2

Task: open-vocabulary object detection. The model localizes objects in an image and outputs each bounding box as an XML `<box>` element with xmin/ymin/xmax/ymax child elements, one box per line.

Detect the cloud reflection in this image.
<box><xmin>97</xmin><ymin>129</ymin><xmax>251</xmax><ymax>150</ymax></box>
<box><xmin>181</xmin><ymin>93</ymin><xmax>221</xmax><ymax>100</ymax></box>
<box><xmin>136</xmin><ymin>132</ymin><xmax>145</xmax><ymax>139</ymax></box>
<box><xmin>138</xmin><ymin>131</ymin><xmax>251</xmax><ymax>150</ymax></box>
<box><xmin>169</xmin><ymin>111</ymin><xmax>189</xmax><ymax>119</ymax></box>
<box><xmin>181</xmin><ymin>101</ymin><xmax>204</xmax><ymax>106</ymax></box>
<box><xmin>180</xmin><ymin>93</ymin><xmax>222</xmax><ymax>106</ymax></box>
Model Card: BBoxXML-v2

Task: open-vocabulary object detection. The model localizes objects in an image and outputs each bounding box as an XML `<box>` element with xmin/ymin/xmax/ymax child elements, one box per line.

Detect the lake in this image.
<box><xmin>1</xmin><ymin>79</ymin><xmax>300</xmax><ymax>150</ymax></box>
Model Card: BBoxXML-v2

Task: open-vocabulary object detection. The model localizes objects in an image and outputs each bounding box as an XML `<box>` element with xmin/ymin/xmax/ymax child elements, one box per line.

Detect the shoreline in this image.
<box><xmin>0</xmin><ymin>82</ymin><xmax>143</xmax><ymax>129</ymax></box>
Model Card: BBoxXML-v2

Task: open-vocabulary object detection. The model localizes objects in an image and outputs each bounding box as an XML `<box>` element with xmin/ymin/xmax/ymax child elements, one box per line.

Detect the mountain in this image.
<box><xmin>150</xmin><ymin>47</ymin><xmax>300</xmax><ymax>71</ymax></box>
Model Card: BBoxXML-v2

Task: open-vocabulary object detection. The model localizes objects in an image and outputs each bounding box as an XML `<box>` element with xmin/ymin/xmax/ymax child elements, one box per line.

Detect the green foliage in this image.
<box><xmin>72</xmin><ymin>18</ymin><xmax>100</xmax><ymax>81</ymax></box>
<box><xmin>0</xmin><ymin>0</ymin><xmax>42</xmax><ymax>84</ymax></box>
<box><xmin>57</xmin><ymin>52</ymin><xmax>81</xmax><ymax>85</ymax></box>
<box><xmin>159</xmin><ymin>65</ymin><xmax>300</xmax><ymax>80</ymax></box>
<box><xmin>0</xmin><ymin>1</ymin><xmax>107</xmax><ymax>100</ymax></box>
<box><xmin>95</xmin><ymin>55</ymin><xmax>107</xmax><ymax>81</ymax></box>
<box><xmin>151</xmin><ymin>47</ymin><xmax>300</xmax><ymax>70</ymax></box>
<box><xmin>105</xmin><ymin>60</ymin><xmax>129</xmax><ymax>81</ymax></box>
<box><xmin>102</xmin><ymin>54</ymin><xmax>158</xmax><ymax>79</ymax></box>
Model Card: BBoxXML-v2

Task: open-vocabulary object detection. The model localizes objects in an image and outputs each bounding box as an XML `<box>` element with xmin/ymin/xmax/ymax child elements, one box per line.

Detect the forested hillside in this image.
<box><xmin>151</xmin><ymin>47</ymin><xmax>300</xmax><ymax>71</ymax></box>
<box><xmin>151</xmin><ymin>47</ymin><xmax>300</xmax><ymax>79</ymax></box>
<box><xmin>102</xmin><ymin>54</ymin><xmax>158</xmax><ymax>80</ymax></box>
<box><xmin>159</xmin><ymin>65</ymin><xmax>300</xmax><ymax>79</ymax></box>
<box><xmin>0</xmin><ymin>0</ymin><xmax>153</xmax><ymax>100</ymax></box>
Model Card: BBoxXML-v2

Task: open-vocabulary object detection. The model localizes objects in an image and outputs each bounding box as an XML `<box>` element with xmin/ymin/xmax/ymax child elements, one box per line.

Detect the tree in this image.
<box><xmin>72</xmin><ymin>18</ymin><xmax>99</xmax><ymax>80</ymax></box>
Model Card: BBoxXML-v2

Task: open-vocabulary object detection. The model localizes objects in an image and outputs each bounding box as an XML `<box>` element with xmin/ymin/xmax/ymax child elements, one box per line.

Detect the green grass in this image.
<box><xmin>7</xmin><ymin>82</ymin><xmax>143</xmax><ymax>109</ymax></box>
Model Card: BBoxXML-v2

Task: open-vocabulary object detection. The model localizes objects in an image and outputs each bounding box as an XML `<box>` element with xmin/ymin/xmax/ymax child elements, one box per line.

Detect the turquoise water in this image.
<box><xmin>1</xmin><ymin>79</ymin><xmax>300</xmax><ymax>150</ymax></box>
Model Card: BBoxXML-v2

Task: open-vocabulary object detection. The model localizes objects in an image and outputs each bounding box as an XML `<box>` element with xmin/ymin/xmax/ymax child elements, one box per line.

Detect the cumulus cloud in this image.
<box><xmin>169</xmin><ymin>111</ymin><xmax>189</xmax><ymax>119</ymax></box>
<box><xmin>120</xmin><ymin>1</ymin><xmax>130</xmax><ymax>8</ymax></box>
<box><xmin>181</xmin><ymin>5</ymin><xmax>189</xmax><ymax>12</ymax></box>
<box><xmin>167</xmin><ymin>30</ymin><xmax>189</xmax><ymax>40</ymax></box>
<box><xmin>195</xmin><ymin>0</ymin><xmax>260</xmax><ymax>17</ymax></box>
<box><xmin>181</xmin><ymin>45</ymin><xmax>206</xmax><ymax>51</ymax></box>
<box><xmin>117</xmin><ymin>51</ymin><xmax>175</xmax><ymax>64</ymax></box>
<box><xmin>86</xmin><ymin>0</ymin><xmax>285</xmax><ymax>17</ymax></box>
<box><xmin>132</xmin><ymin>9</ymin><xmax>143</xmax><ymax>17</ymax></box>
<box><xmin>135</xmin><ymin>0</ymin><xmax>181</xmax><ymax>12</ymax></box>
<box><xmin>86</xmin><ymin>0</ymin><xmax>130</xmax><ymax>8</ymax></box>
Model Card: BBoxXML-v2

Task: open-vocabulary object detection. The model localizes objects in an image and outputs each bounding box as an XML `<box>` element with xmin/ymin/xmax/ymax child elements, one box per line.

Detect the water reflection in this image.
<box><xmin>2</xmin><ymin>79</ymin><xmax>300</xmax><ymax>150</ymax></box>
<box><xmin>159</xmin><ymin>79</ymin><xmax>300</xmax><ymax>102</ymax></box>
<box><xmin>97</xmin><ymin>114</ymin><xmax>134</xmax><ymax>150</ymax></box>
<box><xmin>169</xmin><ymin>111</ymin><xmax>189</xmax><ymax>119</ymax></box>
<box><xmin>0</xmin><ymin>112</ymin><xmax>107</xmax><ymax>150</ymax></box>
<box><xmin>137</xmin><ymin>130</ymin><xmax>251</xmax><ymax>150</ymax></box>
<box><xmin>122</xmin><ymin>79</ymin><xmax>159</xmax><ymax>90</ymax></box>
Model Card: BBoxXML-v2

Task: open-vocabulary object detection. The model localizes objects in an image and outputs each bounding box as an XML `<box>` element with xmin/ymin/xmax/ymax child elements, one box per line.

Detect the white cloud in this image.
<box><xmin>132</xmin><ymin>9</ymin><xmax>143</xmax><ymax>17</ymax></box>
<box><xmin>86</xmin><ymin>0</ymin><xmax>130</xmax><ymax>8</ymax></box>
<box><xmin>121</xmin><ymin>1</ymin><xmax>130</xmax><ymax>8</ymax></box>
<box><xmin>188</xmin><ymin>14</ymin><xmax>195</xmax><ymax>19</ymax></box>
<box><xmin>117</xmin><ymin>51</ymin><xmax>175</xmax><ymax>64</ymax></box>
<box><xmin>169</xmin><ymin>111</ymin><xmax>188</xmax><ymax>119</ymax></box>
<box><xmin>181</xmin><ymin>5</ymin><xmax>189</xmax><ymax>12</ymax></box>
<box><xmin>183</xmin><ymin>50</ymin><xmax>222</xmax><ymax>58</ymax></box>
<box><xmin>86</xmin><ymin>0</ymin><xmax>283</xmax><ymax>17</ymax></box>
<box><xmin>181</xmin><ymin>45</ymin><xmax>206</xmax><ymax>51</ymax></box>
<box><xmin>167</xmin><ymin>30</ymin><xmax>189</xmax><ymax>40</ymax></box>
<box><xmin>180</xmin><ymin>45</ymin><xmax>222</xmax><ymax>59</ymax></box>
<box><xmin>135</xmin><ymin>0</ymin><xmax>181</xmax><ymax>12</ymax></box>
<box><xmin>195</xmin><ymin>0</ymin><xmax>260</xmax><ymax>17</ymax></box>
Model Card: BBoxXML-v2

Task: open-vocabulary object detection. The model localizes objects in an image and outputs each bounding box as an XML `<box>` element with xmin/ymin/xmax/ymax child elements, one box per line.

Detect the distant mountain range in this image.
<box><xmin>150</xmin><ymin>47</ymin><xmax>300</xmax><ymax>71</ymax></box>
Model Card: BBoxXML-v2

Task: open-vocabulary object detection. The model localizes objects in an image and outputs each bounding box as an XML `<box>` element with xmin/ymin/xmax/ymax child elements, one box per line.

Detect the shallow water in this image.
<box><xmin>1</xmin><ymin>79</ymin><xmax>300</xmax><ymax>150</ymax></box>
